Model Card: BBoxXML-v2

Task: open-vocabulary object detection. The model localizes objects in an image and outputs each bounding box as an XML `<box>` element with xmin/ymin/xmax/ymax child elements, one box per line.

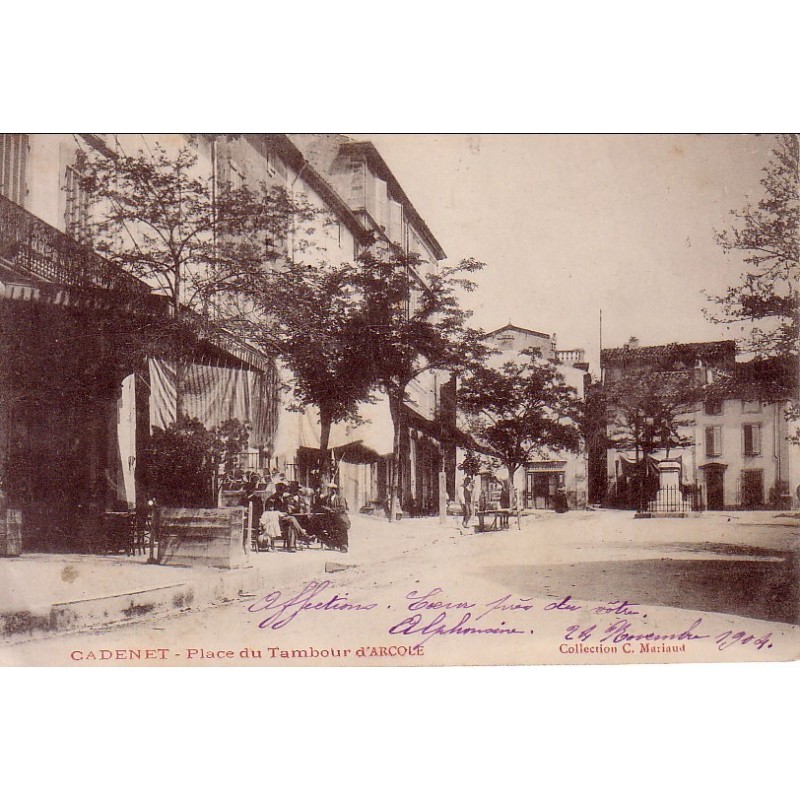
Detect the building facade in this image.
<box><xmin>0</xmin><ymin>133</ymin><xmax>292</xmax><ymax>550</ymax></box>
<box><xmin>600</xmin><ymin>338</ymin><xmax>799</xmax><ymax>510</ymax></box>
<box><xmin>287</xmin><ymin>134</ymin><xmax>456</xmax><ymax>516</ymax></box>
<box><xmin>1</xmin><ymin>132</ymin><xmax>460</xmax><ymax>553</ymax></box>
<box><xmin>468</xmin><ymin>324</ymin><xmax>591</xmax><ymax>511</ymax></box>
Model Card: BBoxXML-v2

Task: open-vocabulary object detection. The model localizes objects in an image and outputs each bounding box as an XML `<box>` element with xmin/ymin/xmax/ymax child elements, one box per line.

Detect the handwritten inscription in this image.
<box><xmin>247</xmin><ymin>580</ymin><xmax>378</xmax><ymax>630</ymax></box>
<box><xmin>389</xmin><ymin>588</ymin><xmax>530</xmax><ymax>646</ymax></box>
<box><xmin>245</xmin><ymin>583</ymin><xmax>778</xmax><ymax>656</ymax></box>
<box><xmin>715</xmin><ymin>629</ymin><xmax>773</xmax><ymax>651</ymax></box>
<box><xmin>544</xmin><ymin>595</ymin><xmax>640</xmax><ymax>616</ymax></box>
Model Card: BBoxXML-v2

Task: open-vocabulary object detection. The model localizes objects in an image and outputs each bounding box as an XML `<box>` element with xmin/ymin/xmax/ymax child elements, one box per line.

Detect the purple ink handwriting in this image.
<box><xmin>715</xmin><ymin>629</ymin><xmax>774</xmax><ymax>651</ymax></box>
<box><xmin>247</xmin><ymin>580</ymin><xmax>378</xmax><ymax>630</ymax></box>
<box><xmin>544</xmin><ymin>595</ymin><xmax>640</xmax><ymax>616</ymax></box>
<box><xmin>389</xmin><ymin>588</ymin><xmax>531</xmax><ymax>646</ymax></box>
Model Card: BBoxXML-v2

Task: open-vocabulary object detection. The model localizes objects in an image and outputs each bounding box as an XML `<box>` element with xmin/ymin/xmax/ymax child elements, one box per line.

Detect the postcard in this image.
<box><xmin>0</xmin><ymin>133</ymin><xmax>797</xmax><ymax>667</ymax></box>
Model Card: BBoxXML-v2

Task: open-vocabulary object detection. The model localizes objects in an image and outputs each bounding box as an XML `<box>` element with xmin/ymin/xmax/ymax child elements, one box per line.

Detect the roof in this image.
<box><xmin>483</xmin><ymin>323</ymin><xmax>552</xmax><ymax>341</ymax></box>
<box><xmin>289</xmin><ymin>135</ymin><xmax>447</xmax><ymax>261</ymax></box>
<box><xmin>709</xmin><ymin>356</ymin><xmax>800</xmax><ymax>402</ymax></box>
<box><xmin>244</xmin><ymin>135</ymin><xmax>372</xmax><ymax>246</ymax></box>
<box><xmin>602</xmin><ymin>340</ymin><xmax>736</xmax><ymax>366</ymax></box>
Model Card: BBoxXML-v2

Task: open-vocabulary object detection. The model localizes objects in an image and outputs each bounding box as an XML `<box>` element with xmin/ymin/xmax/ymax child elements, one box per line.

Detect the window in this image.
<box><xmin>742</xmin><ymin>399</ymin><xmax>761</xmax><ymax>414</ymax></box>
<box><xmin>64</xmin><ymin>156</ymin><xmax>89</xmax><ymax>242</ymax></box>
<box><xmin>743</xmin><ymin>423</ymin><xmax>762</xmax><ymax>456</ymax></box>
<box><xmin>705</xmin><ymin>426</ymin><xmax>722</xmax><ymax>457</ymax></box>
<box><xmin>704</xmin><ymin>399</ymin><xmax>723</xmax><ymax>416</ymax></box>
<box><xmin>0</xmin><ymin>133</ymin><xmax>29</xmax><ymax>205</ymax></box>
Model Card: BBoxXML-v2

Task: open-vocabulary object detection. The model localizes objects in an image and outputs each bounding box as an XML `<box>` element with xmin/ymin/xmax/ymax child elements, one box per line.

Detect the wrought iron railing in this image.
<box><xmin>0</xmin><ymin>193</ymin><xmax>147</xmax><ymax>295</ymax></box>
<box><xmin>637</xmin><ymin>485</ymin><xmax>704</xmax><ymax>514</ymax></box>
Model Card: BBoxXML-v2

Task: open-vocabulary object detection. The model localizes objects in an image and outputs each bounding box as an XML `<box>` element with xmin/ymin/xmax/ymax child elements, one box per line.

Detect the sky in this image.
<box><xmin>358</xmin><ymin>134</ymin><xmax>777</xmax><ymax>373</ymax></box>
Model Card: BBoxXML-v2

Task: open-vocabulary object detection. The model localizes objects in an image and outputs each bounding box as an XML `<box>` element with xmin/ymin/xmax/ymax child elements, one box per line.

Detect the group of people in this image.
<box><xmin>240</xmin><ymin>473</ymin><xmax>350</xmax><ymax>553</ymax></box>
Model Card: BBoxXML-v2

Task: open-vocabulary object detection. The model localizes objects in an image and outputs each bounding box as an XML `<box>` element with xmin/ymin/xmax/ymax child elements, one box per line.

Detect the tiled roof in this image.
<box><xmin>602</xmin><ymin>340</ymin><xmax>736</xmax><ymax>365</ymax></box>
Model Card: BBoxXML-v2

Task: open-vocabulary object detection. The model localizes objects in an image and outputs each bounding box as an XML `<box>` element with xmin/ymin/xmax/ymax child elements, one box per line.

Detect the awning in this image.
<box><xmin>148</xmin><ymin>357</ymin><xmax>280</xmax><ymax>450</ymax></box>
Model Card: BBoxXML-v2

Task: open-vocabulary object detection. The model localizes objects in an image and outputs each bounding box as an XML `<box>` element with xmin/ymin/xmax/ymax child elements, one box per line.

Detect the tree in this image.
<box><xmin>459</xmin><ymin>450</ymin><xmax>484</xmax><ymax>478</ymax></box>
<box><xmin>249</xmin><ymin>260</ymin><xmax>376</xmax><ymax>484</ymax></box>
<box><xmin>604</xmin><ymin>369</ymin><xmax>702</xmax><ymax>459</ymax></box>
<box><xmin>458</xmin><ymin>349</ymin><xmax>582</xmax><ymax>490</ymax></box>
<box><xmin>709</xmin><ymin>134</ymin><xmax>800</xmax><ymax>443</ymax></box>
<box><xmin>78</xmin><ymin>136</ymin><xmax>315</xmax><ymax>414</ymax></box>
<box><xmin>146</xmin><ymin>416</ymin><xmax>249</xmax><ymax>507</ymax></box>
<box><xmin>348</xmin><ymin>251</ymin><xmax>486</xmax><ymax>520</ymax></box>
<box><xmin>708</xmin><ymin>134</ymin><xmax>799</xmax><ymax>359</ymax></box>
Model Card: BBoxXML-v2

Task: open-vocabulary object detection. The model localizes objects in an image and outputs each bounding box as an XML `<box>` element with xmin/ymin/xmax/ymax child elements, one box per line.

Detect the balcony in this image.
<box><xmin>0</xmin><ymin>193</ymin><xmax>149</xmax><ymax>297</ymax></box>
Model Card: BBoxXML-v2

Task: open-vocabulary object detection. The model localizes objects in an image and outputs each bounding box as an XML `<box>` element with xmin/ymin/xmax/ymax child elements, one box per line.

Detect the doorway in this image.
<box><xmin>741</xmin><ymin>470</ymin><xmax>764</xmax><ymax>508</ymax></box>
<box><xmin>705</xmin><ymin>468</ymin><xmax>725</xmax><ymax>510</ymax></box>
<box><xmin>526</xmin><ymin>472</ymin><xmax>563</xmax><ymax>509</ymax></box>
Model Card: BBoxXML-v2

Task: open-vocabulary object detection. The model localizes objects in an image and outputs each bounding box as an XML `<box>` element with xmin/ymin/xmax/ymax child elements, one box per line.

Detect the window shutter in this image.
<box><xmin>1</xmin><ymin>134</ymin><xmax>29</xmax><ymax>205</ymax></box>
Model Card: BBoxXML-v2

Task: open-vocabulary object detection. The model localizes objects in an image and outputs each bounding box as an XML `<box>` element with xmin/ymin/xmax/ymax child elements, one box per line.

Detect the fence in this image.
<box><xmin>637</xmin><ymin>485</ymin><xmax>704</xmax><ymax>514</ymax></box>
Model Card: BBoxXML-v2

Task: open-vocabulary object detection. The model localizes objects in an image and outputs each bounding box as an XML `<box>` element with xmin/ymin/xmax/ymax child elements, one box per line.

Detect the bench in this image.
<box><xmin>475</xmin><ymin>509</ymin><xmax>511</xmax><ymax>532</ymax></box>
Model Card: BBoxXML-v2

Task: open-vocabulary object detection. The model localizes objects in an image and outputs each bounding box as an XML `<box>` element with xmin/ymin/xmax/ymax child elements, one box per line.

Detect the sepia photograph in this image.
<box><xmin>0</xmin><ymin>133</ymin><xmax>797</xmax><ymax>668</ymax></box>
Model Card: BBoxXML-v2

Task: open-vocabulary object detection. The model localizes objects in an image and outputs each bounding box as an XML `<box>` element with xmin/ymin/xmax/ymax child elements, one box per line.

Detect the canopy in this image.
<box><xmin>148</xmin><ymin>358</ymin><xmax>280</xmax><ymax>450</ymax></box>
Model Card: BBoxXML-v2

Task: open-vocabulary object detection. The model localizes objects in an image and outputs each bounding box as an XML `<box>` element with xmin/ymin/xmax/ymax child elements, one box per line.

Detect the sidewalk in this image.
<box><xmin>0</xmin><ymin>513</ymin><xmax>456</xmax><ymax>643</ymax></box>
<box><xmin>2</xmin><ymin>508</ymin><xmax>796</xmax><ymax>644</ymax></box>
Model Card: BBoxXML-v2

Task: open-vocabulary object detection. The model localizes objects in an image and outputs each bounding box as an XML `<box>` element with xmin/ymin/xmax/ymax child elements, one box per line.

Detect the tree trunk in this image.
<box><xmin>387</xmin><ymin>391</ymin><xmax>404</xmax><ymax>523</ymax></box>
<box><xmin>319</xmin><ymin>407</ymin><xmax>332</xmax><ymax>487</ymax></box>
<box><xmin>506</xmin><ymin>463</ymin><xmax>518</xmax><ymax>508</ymax></box>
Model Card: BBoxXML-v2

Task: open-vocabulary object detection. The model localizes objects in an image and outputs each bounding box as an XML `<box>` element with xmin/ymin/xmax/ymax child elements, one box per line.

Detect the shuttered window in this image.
<box><xmin>743</xmin><ymin>423</ymin><xmax>761</xmax><ymax>456</ymax></box>
<box><xmin>705</xmin><ymin>426</ymin><xmax>722</xmax><ymax>457</ymax></box>
<box><xmin>0</xmin><ymin>134</ymin><xmax>29</xmax><ymax>205</ymax></box>
<box><xmin>65</xmin><ymin>157</ymin><xmax>90</xmax><ymax>242</ymax></box>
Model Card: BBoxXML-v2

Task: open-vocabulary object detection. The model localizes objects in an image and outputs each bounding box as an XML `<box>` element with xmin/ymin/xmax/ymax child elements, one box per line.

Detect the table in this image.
<box><xmin>475</xmin><ymin>509</ymin><xmax>511</xmax><ymax>532</ymax></box>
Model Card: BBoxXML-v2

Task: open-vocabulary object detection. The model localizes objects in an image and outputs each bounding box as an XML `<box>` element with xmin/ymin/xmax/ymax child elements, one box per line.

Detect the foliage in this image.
<box><xmin>79</xmin><ymin>138</ymin><xmax>314</xmax><ymax>315</ymax></box>
<box><xmin>345</xmin><ymin>250</ymin><xmax>487</xmax><ymax>516</ymax></box>
<box><xmin>459</xmin><ymin>450</ymin><xmax>484</xmax><ymax>477</ymax></box>
<box><xmin>247</xmin><ymin>259</ymin><xmax>376</xmax><ymax>477</ymax></box>
<box><xmin>212</xmin><ymin>418</ymin><xmax>251</xmax><ymax>474</ymax></box>
<box><xmin>458</xmin><ymin>349</ymin><xmax>582</xmax><ymax>483</ymax></box>
<box><xmin>603</xmin><ymin>369</ymin><xmax>703</xmax><ymax>458</ymax></box>
<box><xmin>708</xmin><ymin>134</ymin><xmax>799</xmax><ymax>359</ymax></box>
<box><xmin>77</xmin><ymin>137</ymin><xmax>316</xmax><ymax>412</ymax></box>
<box><xmin>146</xmin><ymin>415</ymin><xmax>248</xmax><ymax>507</ymax></box>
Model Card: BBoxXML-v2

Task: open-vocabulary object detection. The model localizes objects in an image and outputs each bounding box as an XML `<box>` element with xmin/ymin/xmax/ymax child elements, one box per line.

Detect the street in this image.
<box><xmin>2</xmin><ymin>510</ymin><xmax>798</xmax><ymax>666</ymax></box>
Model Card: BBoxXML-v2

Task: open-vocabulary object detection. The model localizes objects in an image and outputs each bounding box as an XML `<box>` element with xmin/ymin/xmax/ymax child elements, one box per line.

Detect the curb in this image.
<box><xmin>0</xmin><ymin>565</ymin><xmax>270</xmax><ymax>645</ymax></box>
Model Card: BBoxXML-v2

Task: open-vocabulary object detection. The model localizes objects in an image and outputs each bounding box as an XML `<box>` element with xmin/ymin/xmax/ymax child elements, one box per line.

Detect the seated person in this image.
<box><xmin>275</xmin><ymin>491</ymin><xmax>304</xmax><ymax>552</ymax></box>
<box><xmin>257</xmin><ymin>497</ymin><xmax>283</xmax><ymax>551</ymax></box>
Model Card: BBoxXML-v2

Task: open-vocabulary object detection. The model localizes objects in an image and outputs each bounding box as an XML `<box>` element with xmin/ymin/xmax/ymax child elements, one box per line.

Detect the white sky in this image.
<box><xmin>359</xmin><ymin>134</ymin><xmax>776</xmax><ymax>372</ymax></box>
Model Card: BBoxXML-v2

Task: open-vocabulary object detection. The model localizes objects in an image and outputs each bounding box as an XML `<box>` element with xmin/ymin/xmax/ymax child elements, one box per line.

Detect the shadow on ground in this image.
<box><xmin>483</xmin><ymin>549</ymin><xmax>800</xmax><ymax>626</ymax></box>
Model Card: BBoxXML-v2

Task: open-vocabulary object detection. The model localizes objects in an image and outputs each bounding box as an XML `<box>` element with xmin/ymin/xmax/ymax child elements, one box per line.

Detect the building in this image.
<box><xmin>466</xmin><ymin>323</ymin><xmax>591</xmax><ymax>511</ymax></box>
<box><xmin>0</xmin><ymin>133</ymin><xmax>291</xmax><ymax>550</ymax></box>
<box><xmin>600</xmin><ymin>337</ymin><xmax>799</xmax><ymax>510</ymax></box>
<box><xmin>287</xmin><ymin>134</ymin><xmax>457</xmax><ymax>516</ymax></box>
<box><xmin>1</xmin><ymin>133</ymin><xmax>460</xmax><ymax>554</ymax></box>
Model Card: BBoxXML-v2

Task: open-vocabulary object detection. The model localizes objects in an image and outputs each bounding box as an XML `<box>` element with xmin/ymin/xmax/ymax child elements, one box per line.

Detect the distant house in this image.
<box><xmin>467</xmin><ymin>324</ymin><xmax>591</xmax><ymax>511</ymax></box>
<box><xmin>600</xmin><ymin>337</ymin><xmax>799</xmax><ymax>510</ymax></box>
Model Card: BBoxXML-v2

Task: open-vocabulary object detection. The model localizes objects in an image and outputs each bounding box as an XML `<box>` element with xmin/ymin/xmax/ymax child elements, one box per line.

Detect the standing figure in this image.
<box><xmin>461</xmin><ymin>476</ymin><xmax>474</xmax><ymax>527</ymax></box>
<box><xmin>324</xmin><ymin>484</ymin><xmax>350</xmax><ymax>552</ymax></box>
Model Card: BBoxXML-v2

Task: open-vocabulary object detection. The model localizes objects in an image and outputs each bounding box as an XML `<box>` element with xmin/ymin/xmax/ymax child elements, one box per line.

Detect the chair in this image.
<box><xmin>131</xmin><ymin>509</ymin><xmax>152</xmax><ymax>556</ymax></box>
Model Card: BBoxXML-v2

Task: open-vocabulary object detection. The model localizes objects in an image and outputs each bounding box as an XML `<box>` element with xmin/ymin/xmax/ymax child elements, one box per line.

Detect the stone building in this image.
<box><xmin>467</xmin><ymin>324</ymin><xmax>591</xmax><ymax>511</ymax></box>
<box><xmin>0</xmin><ymin>134</ymin><xmax>295</xmax><ymax>549</ymax></box>
<box><xmin>600</xmin><ymin>337</ymin><xmax>799</xmax><ymax>510</ymax></box>
<box><xmin>287</xmin><ymin>134</ymin><xmax>457</xmax><ymax>515</ymax></box>
<box><xmin>1</xmin><ymin>132</ymin><xmax>461</xmax><ymax>553</ymax></box>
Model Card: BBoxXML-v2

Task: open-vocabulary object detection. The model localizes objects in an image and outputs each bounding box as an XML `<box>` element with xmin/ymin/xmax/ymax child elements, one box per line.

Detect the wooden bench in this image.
<box><xmin>475</xmin><ymin>509</ymin><xmax>511</xmax><ymax>532</ymax></box>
